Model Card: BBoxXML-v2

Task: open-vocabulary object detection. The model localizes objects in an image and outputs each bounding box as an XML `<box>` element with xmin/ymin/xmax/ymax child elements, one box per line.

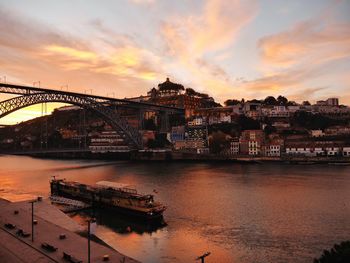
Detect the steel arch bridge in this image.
<box><xmin>0</xmin><ymin>83</ymin><xmax>184</xmax><ymax>149</ymax></box>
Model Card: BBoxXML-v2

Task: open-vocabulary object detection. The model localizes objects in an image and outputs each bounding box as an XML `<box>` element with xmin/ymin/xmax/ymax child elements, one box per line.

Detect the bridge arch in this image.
<box><xmin>0</xmin><ymin>92</ymin><xmax>142</xmax><ymax>149</ymax></box>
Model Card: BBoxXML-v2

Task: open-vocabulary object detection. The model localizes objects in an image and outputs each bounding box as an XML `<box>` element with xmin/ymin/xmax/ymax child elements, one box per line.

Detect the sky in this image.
<box><xmin>0</xmin><ymin>0</ymin><xmax>350</xmax><ymax>124</ymax></box>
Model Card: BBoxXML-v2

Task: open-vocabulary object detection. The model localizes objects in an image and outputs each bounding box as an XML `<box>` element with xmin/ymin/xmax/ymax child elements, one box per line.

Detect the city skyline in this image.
<box><xmin>1</xmin><ymin>0</ymin><xmax>350</xmax><ymax>124</ymax></box>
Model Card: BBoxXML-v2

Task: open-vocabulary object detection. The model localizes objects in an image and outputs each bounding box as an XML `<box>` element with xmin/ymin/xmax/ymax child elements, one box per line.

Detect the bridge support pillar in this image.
<box><xmin>160</xmin><ymin>111</ymin><xmax>169</xmax><ymax>133</ymax></box>
<box><xmin>139</xmin><ymin>109</ymin><xmax>145</xmax><ymax>130</ymax></box>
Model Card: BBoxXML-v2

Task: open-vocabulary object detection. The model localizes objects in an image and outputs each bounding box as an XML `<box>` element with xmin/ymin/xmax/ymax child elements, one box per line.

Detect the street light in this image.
<box><xmin>196</xmin><ymin>252</ymin><xmax>211</xmax><ymax>263</ymax></box>
<box><xmin>87</xmin><ymin>218</ymin><xmax>97</xmax><ymax>263</ymax></box>
<box><xmin>29</xmin><ymin>200</ymin><xmax>37</xmax><ymax>242</ymax></box>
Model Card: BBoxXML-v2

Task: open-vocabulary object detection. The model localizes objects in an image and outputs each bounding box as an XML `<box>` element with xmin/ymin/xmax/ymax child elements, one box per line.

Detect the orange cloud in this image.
<box><xmin>160</xmin><ymin>0</ymin><xmax>257</xmax><ymax>100</ymax></box>
<box><xmin>258</xmin><ymin>20</ymin><xmax>350</xmax><ymax>68</ymax></box>
<box><xmin>240</xmin><ymin>4</ymin><xmax>350</xmax><ymax>100</ymax></box>
<box><xmin>162</xmin><ymin>0</ymin><xmax>257</xmax><ymax>58</ymax></box>
<box><xmin>44</xmin><ymin>45</ymin><xmax>98</xmax><ymax>60</ymax></box>
<box><xmin>0</xmin><ymin>9</ymin><xmax>164</xmax><ymax>124</ymax></box>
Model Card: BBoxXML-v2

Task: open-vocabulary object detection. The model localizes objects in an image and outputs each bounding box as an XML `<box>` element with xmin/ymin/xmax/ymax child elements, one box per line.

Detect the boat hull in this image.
<box><xmin>50</xmin><ymin>181</ymin><xmax>165</xmax><ymax>221</ymax></box>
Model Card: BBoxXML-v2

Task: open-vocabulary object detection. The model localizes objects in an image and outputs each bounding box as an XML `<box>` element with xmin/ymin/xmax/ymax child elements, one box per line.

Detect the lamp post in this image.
<box><xmin>88</xmin><ymin>221</ymin><xmax>90</xmax><ymax>263</ymax></box>
<box><xmin>196</xmin><ymin>252</ymin><xmax>211</xmax><ymax>263</ymax></box>
<box><xmin>29</xmin><ymin>200</ymin><xmax>37</xmax><ymax>242</ymax></box>
<box><xmin>87</xmin><ymin>218</ymin><xmax>96</xmax><ymax>263</ymax></box>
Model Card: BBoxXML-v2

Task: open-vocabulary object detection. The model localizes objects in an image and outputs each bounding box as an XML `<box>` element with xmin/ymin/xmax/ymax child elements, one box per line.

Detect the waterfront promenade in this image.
<box><xmin>0</xmin><ymin>198</ymin><xmax>139</xmax><ymax>263</ymax></box>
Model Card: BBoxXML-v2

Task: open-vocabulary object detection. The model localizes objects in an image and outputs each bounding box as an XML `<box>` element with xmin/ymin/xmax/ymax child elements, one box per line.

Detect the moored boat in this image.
<box><xmin>50</xmin><ymin>178</ymin><xmax>166</xmax><ymax>221</ymax></box>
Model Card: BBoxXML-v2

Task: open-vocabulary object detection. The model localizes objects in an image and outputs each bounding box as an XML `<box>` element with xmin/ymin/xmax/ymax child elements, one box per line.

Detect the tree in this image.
<box><xmin>314</xmin><ymin>241</ymin><xmax>350</xmax><ymax>263</ymax></box>
<box><xmin>264</xmin><ymin>125</ymin><xmax>276</xmax><ymax>135</ymax></box>
<box><xmin>302</xmin><ymin>101</ymin><xmax>311</xmax><ymax>106</ymax></box>
<box><xmin>209</xmin><ymin>131</ymin><xmax>230</xmax><ymax>154</ymax></box>
<box><xmin>224</xmin><ymin>99</ymin><xmax>241</xmax><ymax>106</ymax></box>
<box><xmin>237</xmin><ymin>115</ymin><xmax>260</xmax><ymax>130</ymax></box>
<box><xmin>292</xmin><ymin>111</ymin><xmax>343</xmax><ymax>130</ymax></box>
<box><xmin>277</xmin><ymin>95</ymin><xmax>288</xmax><ymax>105</ymax></box>
<box><xmin>185</xmin><ymin>88</ymin><xmax>196</xmax><ymax>96</ymax></box>
<box><xmin>264</xmin><ymin>96</ymin><xmax>277</xmax><ymax>105</ymax></box>
<box><xmin>248</xmin><ymin>99</ymin><xmax>262</xmax><ymax>104</ymax></box>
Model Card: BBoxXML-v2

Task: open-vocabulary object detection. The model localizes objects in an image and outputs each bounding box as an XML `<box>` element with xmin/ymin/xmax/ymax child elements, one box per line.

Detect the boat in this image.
<box><xmin>50</xmin><ymin>178</ymin><xmax>166</xmax><ymax>221</ymax></box>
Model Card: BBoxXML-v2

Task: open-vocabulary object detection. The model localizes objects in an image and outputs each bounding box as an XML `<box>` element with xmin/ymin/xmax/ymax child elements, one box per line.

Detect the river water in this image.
<box><xmin>0</xmin><ymin>155</ymin><xmax>349</xmax><ymax>263</ymax></box>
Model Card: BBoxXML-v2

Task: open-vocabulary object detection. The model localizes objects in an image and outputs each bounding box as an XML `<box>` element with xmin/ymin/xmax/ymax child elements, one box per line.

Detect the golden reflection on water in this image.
<box><xmin>1</xmin><ymin>155</ymin><xmax>350</xmax><ymax>263</ymax></box>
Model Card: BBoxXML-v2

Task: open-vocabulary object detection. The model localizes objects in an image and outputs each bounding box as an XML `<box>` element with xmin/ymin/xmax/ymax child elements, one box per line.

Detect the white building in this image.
<box><xmin>262</xmin><ymin>106</ymin><xmax>290</xmax><ymax>118</ymax></box>
<box><xmin>326</xmin><ymin>147</ymin><xmax>341</xmax><ymax>156</ymax></box>
<box><xmin>343</xmin><ymin>147</ymin><xmax>350</xmax><ymax>157</ymax></box>
<box><xmin>264</xmin><ymin>145</ymin><xmax>281</xmax><ymax>157</ymax></box>
<box><xmin>230</xmin><ymin>140</ymin><xmax>240</xmax><ymax>155</ymax></box>
<box><xmin>285</xmin><ymin>147</ymin><xmax>314</xmax><ymax>156</ymax></box>
<box><xmin>188</xmin><ymin>117</ymin><xmax>205</xmax><ymax>127</ymax></box>
<box><xmin>248</xmin><ymin>141</ymin><xmax>261</xmax><ymax>156</ymax></box>
<box><xmin>314</xmin><ymin>147</ymin><xmax>325</xmax><ymax>156</ymax></box>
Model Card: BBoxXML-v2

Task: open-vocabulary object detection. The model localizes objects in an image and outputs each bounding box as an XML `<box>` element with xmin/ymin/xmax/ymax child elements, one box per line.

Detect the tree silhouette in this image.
<box><xmin>314</xmin><ymin>241</ymin><xmax>350</xmax><ymax>263</ymax></box>
<box><xmin>277</xmin><ymin>95</ymin><xmax>288</xmax><ymax>105</ymax></box>
<box><xmin>264</xmin><ymin>96</ymin><xmax>277</xmax><ymax>105</ymax></box>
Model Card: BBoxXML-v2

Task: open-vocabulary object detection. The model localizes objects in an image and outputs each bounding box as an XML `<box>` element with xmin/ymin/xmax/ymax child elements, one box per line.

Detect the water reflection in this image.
<box><xmin>70</xmin><ymin>209</ymin><xmax>167</xmax><ymax>235</ymax></box>
<box><xmin>1</xmin><ymin>155</ymin><xmax>350</xmax><ymax>263</ymax></box>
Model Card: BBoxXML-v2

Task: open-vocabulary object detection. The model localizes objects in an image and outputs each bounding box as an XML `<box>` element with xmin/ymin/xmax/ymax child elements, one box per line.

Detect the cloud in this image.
<box><xmin>159</xmin><ymin>0</ymin><xmax>257</xmax><ymax>100</ymax></box>
<box><xmin>238</xmin><ymin>2</ymin><xmax>350</xmax><ymax>101</ymax></box>
<box><xmin>161</xmin><ymin>0</ymin><xmax>257</xmax><ymax>58</ymax></box>
<box><xmin>129</xmin><ymin>0</ymin><xmax>156</xmax><ymax>5</ymax></box>
<box><xmin>258</xmin><ymin>19</ymin><xmax>350</xmax><ymax>68</ymax></box>
<box><xmin>0</xmin><ymin>8</ymin><xmax>162</xmax><ymax>89</ymax></box>
<box><xmin>0</xmin><ymin>7</ymin><xmax>165</xmax><ymax>124</ymax></box>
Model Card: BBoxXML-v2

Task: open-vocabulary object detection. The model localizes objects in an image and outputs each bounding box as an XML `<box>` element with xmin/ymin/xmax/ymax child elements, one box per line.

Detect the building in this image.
<box><xmin>316</xmin><ymin>100</ymin><xmax>327</xmax><ymax>106</ymax></box>
<box><xmin>272</xmin><ymin>121</ymin><xmax>290</xmax><ymax>129</ymax></box>
<box><xmin>229</xmin><ymin>139</ymin><xmax>240</xmax><ymax>155</ymax></box>
<box><xmin>197</xmin><ymin>147</ymin><xmax>210</xmax><ymax>154</ymax></box>
<box><xmin>187</xmin><ymin>127</ymin><xmax>207</xmax><ymax>140</ymax></box>
<box><xmin>310</xmin><ymin>130</ymin><xmax>324</xmax><ymax>137</ymax></box>
<box><xmin>246</xmin><ymin>110</ymin><xmax>261</xmax><ymax>120</ymax></box>
<box><xmin>343</xmin><ymin>147</ymin><xmax>350</xmax><ymax>157</ymax></box>
<box><xmin>285</xmin><ymin>145</ymin><xmax>314</xmax><ymax>156</ymax></box>
<box><xmin>59</xmin><ymin>128</ymin><xmax>78</xmax><ymax>139</ymax></box>
<box><xmin>325</xmin><ymin>126</ymin><xmax>350</xmax><ymax>136</ymax></box>
<box><xmin>285</xmin><ymin>141</ymin><xmax>347</xmax><ymax>157</ymax></box>
<box><xmin>193</xmin><ymin>107</ymin><xmax>233</xmax><ymax>124</ymax></box>
<box><xmin>263</xmin><ymin>139</ymin><xmax>283</xmax><ymax>157</ymax></box>
<box><xmin>89</xmin><ymin>131</ymin><xmax>129</xmax><ymax>153</ymax></box>
<box><xmin>148</xmin><ymin>78</ymin><xmax>218</xmax><ymax>118</ymax></box>
<box><xmin>248</xmin><ymin>140</ymin><xmax>261</xmax><ymax>156</ymax></box>
<box><xmin>174</xmin><ymin>139</ymin><xmax>206</xmax><ymax>151</ymax></box>
<box><xmin>326</xmin><ymin>98</ymin><xmax>339</xmax><ymax>106</ymax></box>
<box><xmin>262</xmin><ymin>106</ymin><xmax>290</xmax><ymax>118</ymax></box>
<box><xmin>187</xmin><ymin>117</ymin><xmax>205</xmax><ymax>127</ymax></box>
<box><xmin>325</xmin><ymin>147</ymin><xmax>341</xmax><ymax>156</ymax></box>
<box><xmin>171</xmin><ymin>126</ymin><xmax>185</xmax><ymax>142</ymax></box>
<box><xmin>239</xmin><ymin>130</ymin><xmax>264</xmax><ymax>156</ymax></box>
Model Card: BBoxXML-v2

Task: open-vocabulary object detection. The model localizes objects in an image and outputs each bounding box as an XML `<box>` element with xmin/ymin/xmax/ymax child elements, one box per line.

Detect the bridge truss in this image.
<box><xmin>0</xmin><ymin>83</ymin><xmax>184</xmax><ymax>149</ymax></box>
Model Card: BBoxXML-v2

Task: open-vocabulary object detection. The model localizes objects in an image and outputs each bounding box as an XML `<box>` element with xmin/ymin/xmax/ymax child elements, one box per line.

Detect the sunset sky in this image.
<box><xmin>1</xmin><ymin>0</ymin><xmax>350</xmax><ymax>124</ymax></box>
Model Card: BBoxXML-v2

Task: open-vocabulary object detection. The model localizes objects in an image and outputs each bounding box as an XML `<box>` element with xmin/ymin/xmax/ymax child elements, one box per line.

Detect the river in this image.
<box><xmin>0</xmin><ymin>155</ymin><xmax>349</xmax><ymax>263</ymax></box>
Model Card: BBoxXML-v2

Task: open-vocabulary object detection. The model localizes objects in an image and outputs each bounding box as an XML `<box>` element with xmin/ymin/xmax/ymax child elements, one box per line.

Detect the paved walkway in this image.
<box><xmin>0</xmin><ymin>199</ymin><xmax>139</xmax><ymax>263</ymax></box>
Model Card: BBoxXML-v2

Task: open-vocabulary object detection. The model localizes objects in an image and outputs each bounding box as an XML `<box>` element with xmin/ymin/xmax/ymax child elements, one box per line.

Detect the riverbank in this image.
<box><xmin>2</xmin><ymin>150</ymin><xmax>350</xmax><ymax>164</ymax></box>
<box><xmin>0</xmin><ymin>198</ymin><xmax>139</xmax><ymax>263</ymax></box>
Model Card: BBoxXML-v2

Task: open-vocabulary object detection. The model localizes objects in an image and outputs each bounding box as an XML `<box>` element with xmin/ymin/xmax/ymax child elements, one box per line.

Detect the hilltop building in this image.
<box><xmin>148</xmin><ymin>78</ymin><xmax>219</xmax><ymax>118</ymax></box>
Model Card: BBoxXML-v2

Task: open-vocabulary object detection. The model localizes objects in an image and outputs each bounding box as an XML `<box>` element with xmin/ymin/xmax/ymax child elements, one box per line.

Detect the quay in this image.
<box><xmin>0</xmin><ymin>198</ymin><xmax>139</xmax><ymax>263</ymax></box>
